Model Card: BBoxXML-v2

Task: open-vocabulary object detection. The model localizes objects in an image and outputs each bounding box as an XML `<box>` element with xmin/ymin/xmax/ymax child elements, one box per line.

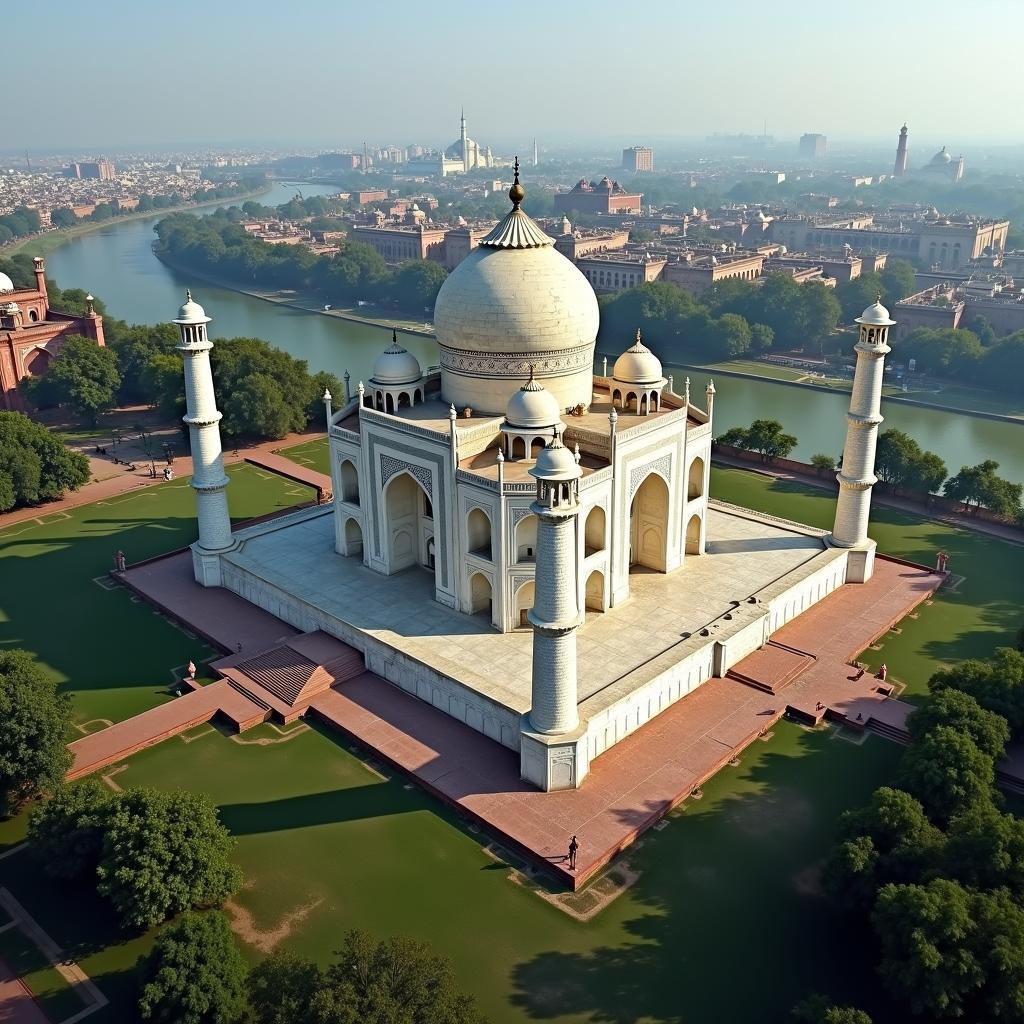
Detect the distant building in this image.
<box><xmin>350</xmin><ymin>224</ymin><xmax>446</xmax><ymax>264</ymax></box>
<box><xmin>799</xmin><ymin>134</ymin><xmax>827</xmax><ymax>159</ymax></box>
<box><xmin>920</xmin><ymin>146</ymin><xmax>965</xmax><ymax>184</ymax></box>
<box><xmin>65</xmin><ymin>159</ymin><xmax>115</xmax><ymax>180</ymax></box>
<box><xmin>351</xmin><ymin>189</ymin><xmax>390</xmax><ymax>205</ymax></box>
<box><xmin>622</xmin><ymin>146</ymin><xmax>654</xmax><ymax>172</ymax></box>
<box><xmin>0</xmin><ymin>258</ymin><xmax>105</xmax><ymax>410</ymax></box>
<box><xmin>661</xmin><ymin>251</ymin><xmax>765</xmax><ymax>297</ymax></box>
<box><xmin>575</xmin><ymin>251</ymin><xmax>665</xmax><ymax>293</ymax></box>
<box><xmin>554</xmin><ymin>177</ymin><xmax>642</xmax><ymax>216</ymax></box>
<box><xmin>893</xmin><ymin>285</ymin><xmax>964</xmax><ymax>338</ymax></box>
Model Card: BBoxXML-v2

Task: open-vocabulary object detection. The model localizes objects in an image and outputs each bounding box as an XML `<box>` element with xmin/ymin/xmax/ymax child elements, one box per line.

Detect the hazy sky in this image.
<box><xmin>10</xmin><ymin>0</ymin><xmax>1023</xmax><ymax>152</ymax></box>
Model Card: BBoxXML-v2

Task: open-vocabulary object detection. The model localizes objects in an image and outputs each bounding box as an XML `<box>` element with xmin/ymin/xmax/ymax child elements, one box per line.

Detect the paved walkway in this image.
<box><xmin>0</xmin><ymin>431</ymin><xmax>325</xmax><ymax>530</ymax></box>
<box><xmin>0</xmin><ymin>958</ymin><xmax>48</xmax><ymax>1024</ymax></box>
<box><xmin>714</xmin><ymin>453</ymin><xmax>1024</xmax><ymax>546</ymax></box>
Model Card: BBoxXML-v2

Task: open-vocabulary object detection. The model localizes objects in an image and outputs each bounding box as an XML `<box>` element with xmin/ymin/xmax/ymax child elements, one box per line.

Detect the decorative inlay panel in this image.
<box><xmin>380</xmin><ymin>454</ymin><xmax>433</xmax><ymax>495</ymax></box>
<box><xmin>629</xmin><ymin>454</ymin><xmax>673</xmax><ymax>500</ymax></box>
<box><xmin>440</xmin><ymin>344</ymin><xmax>592</xmax><ymax>379</ymax></box>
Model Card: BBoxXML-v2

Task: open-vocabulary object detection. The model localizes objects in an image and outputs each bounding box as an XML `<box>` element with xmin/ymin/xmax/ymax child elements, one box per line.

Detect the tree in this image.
<box><xmin>222</xmin><ymin>373</ymin><xmax>295</xmax><ymax>440</ymax></box>
<box><xmin>930</xmin><ymin>648</ymin><xmax>1024</xmax><ymax>735</ymax></box>
<box><xmin>247</xmin><ymin>951</ymin><xmax>323</xmax><ymax>1024</ymax></box>
<box><xmin>27</xmin><ymin>336</ymin><xmax>121</xmax><ymax>423</ymax></box>
<box><xmin>873</xmin><ymin>429</ymin><xmax>947</xmax><ymax>495</ymax></box>
<box><xmin>0</xmin><ymin>412</ymin><xmax>89</xmax><ymax>512</ymax></box>
<box><xmin>50</xmin><ymin>207</ymin><xmax>79</xmax><ymax>229</ymax></box>
<box><xmin>945</xmin><ymin>803</ymin><xmax>1024</xmax><ymax>896</ymax></box>
<box><xmin>307</xmin><ymin>370</ymin><xmax>344</xmax><ymax>425</ymax></box>
<box><xmin>137</xmin><ymin>912</ymin><xmax>248</xmax><ymax>1024</ymax></box>
<box><xmin>791</xmin><ymin>994</ymin><xmax>872</xmax><ymax>1024</ymax></box>
<box><xmin>109</xmin><ymin>323</ymin><xmax>180</xmax><ymax>404</ymax></box>
<box><xmin>810</xmin><ymin>453</ymin><xmax>836</xmax><ymax>474</ymax></box>
<box><xmin>872</xmin><ymin>879</ymin><xmax>984</xmax><ymax>1019</ymax></box>
<box><xmin>906</xmin><ymin>689</ymin><xmax>1010</xmax><ymax>761</ymax></box>
<box><xmin>392</xmin><ymin>260</ymin><xmax>448</xmax><ymax>313</ymax></box>
<box><xmin>28</xmin><ymin>779</ymin><xmax>112</xmax><ymax>880</ymax></box>
<box><xmin>96</xmin><ymin>789</ymin><xmax>241</xmax><ymax>928</ymax></box>
<box><xmin>823</xmin><ymin>787</ymin><xmax>943</xmax><ymax>910</ymax></box>
<box><xmin>879</xmin><ymin>259</ymin><xmax>918</xmax><ymax>304</ymax></box>
<box><xmin>0</xmin><ymin>649</ymin><xmax>72</xmax><ymax>815</ymax></box>
<box><xmin>897</xmin><ymin>726</ymin><xmax>996</xmax><ymax>822</ymax></box>
<box><xmin>944</xmin><ymin>460</ymin><xmax>1022</xmax><ymax>518</ymax></box>
<box><xmin>248</xmin><ymin>932</ymin><xmax>487</xmax><ymax>1024</ymax></box>
<box><xmin>729</xmin><ymin>418</ymin><xmax>798</xmax><ymax>461</ymax></box>
<box><xmin>901</xmin><ymin>328</ymin><xmax>982</xmax><ymax>378</ymax></box>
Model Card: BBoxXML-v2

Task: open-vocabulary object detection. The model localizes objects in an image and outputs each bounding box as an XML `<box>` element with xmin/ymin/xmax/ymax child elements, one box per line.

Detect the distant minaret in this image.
<box><xmin>174</xmin><ymin>291</ymin><xmax>234</xmax><ymax>586</ymax></box>
<box><xmin>831</xmin><ymin>299</ymin><xmax>896</xmax><ymax>583</ymax></box>
<box><xmin>460</xmin><ymin>108</ymin><xmax>469</xmax><ymax>173</ymax></box>
<box><xmin>527</xmin><ymin>432</ymin><xmax>582</xmax><ymax>738</ymax></box>
<box><xmin>533</xmin><ymin>138</ymin><xmax>538</xmax><ymax>166</ymax></box>
<box><xmin>894</xmin><ymin>123</ymin><xmax>908</xmax><ymax>177</ymax></box>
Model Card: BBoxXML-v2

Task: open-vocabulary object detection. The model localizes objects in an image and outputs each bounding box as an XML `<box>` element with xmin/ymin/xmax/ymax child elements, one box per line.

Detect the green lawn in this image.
<box><xmin>0</xmin><ymin>924</ymin><xmax>85</xmax><ymax>1022</ymax></box>
<box><xmin>2</xmin><ymin>460</ymin><xmax>1021</xmax><ymax>1023</ymax></box>
<box><xmin>712</xmin><ymin>466</ymin><xmax>1024</xmax><ymax>698</ymax></box>
<box><xmin>277</xmin><ymin>436</ymin><xmax>331</xmax><ymax>476</ymax></box>
<box><xmin>0</xmin><ymin>464</ymin><xmax>314</xmax><ymax>729</ymax></box>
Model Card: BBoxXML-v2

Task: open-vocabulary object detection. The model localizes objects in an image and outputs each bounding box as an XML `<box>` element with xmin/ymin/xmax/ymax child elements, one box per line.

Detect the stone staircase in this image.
<box><xmin>728</xmin><ymin>641</ymin><xmax>816</xmax><ymax>696</ymax></box>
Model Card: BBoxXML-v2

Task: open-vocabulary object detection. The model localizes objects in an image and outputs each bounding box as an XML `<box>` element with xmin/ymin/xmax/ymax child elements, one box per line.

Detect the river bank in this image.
<box><xmin>2</xmin><ymin>183</ymin><xmax>273</xmax><ymax>261</ymax></box>
<box><xmin>153</xmin><ymin>248</ymin><xmax>436</xmax><ymax>339</ymax></box>
<box><xmin>622</xmin><ymin>355</ymin><xmax>1024</xmax><ymax>426</ymax></box>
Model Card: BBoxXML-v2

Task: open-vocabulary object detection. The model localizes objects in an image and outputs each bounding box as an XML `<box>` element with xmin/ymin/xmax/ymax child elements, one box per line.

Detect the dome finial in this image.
<box><xmin>508</xmin><ymin>157</ymin><xmax>525</xmax><ymax>209</ymax></box>
<box><xmin>186</xmin><ymin>288</ymin><xmax>192</xmax><ymax>302</ymax></box>
<box><xmin>636</xmin><ymin>328</ymin><xmax>642</xmax><ymax>344</ymax></box>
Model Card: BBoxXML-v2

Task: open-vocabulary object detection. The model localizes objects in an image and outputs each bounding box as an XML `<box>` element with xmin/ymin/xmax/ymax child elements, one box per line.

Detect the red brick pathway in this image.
<box><xmin>0</xmin><ymin>957</ymin><xmax>50</xmax><ymax>1024</ymax></box>
<box><xmin>244</xmin><ymin>451</ymin><xmax>332</xmax><ymax>498</ymax></box>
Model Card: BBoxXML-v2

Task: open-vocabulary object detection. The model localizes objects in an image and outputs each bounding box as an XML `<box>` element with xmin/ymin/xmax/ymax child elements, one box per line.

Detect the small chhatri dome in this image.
<box><xmin>0</xmin><ymin>272</ymin><xmax>14</xmax><ymax>293</ymax></box>
<box><xmin>506</xmin><ymin>366</ymin><xmax>562</xmax><ymax>429</ymax></box>
<box><xmin>530</xmin><ymin>430</ymin><xmax>582</xmax><ymax>482</ymax></box>
<box><xmin>371</xmin><ymin>329</ymin><xmax>422</xmax><ymax>385</ymax></box>
<box><xmin>613</xmin><ymin>329</ymin><xmax>664</xmax><ymax>386</ymax></box>
<box><xmin>175</xmin><ymin>289</ymin><xmax>209</xmax><ymax>324</ymax></box>
<box><xmin>856</xmin><ymin>299</ymin><xmax>896</xmax><ymax>327</ymax></box>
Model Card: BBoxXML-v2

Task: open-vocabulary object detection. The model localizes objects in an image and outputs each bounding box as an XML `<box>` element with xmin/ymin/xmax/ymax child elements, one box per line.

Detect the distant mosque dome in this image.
<box><xmin>930</xmin><ymin>146</ymin><xmax>953</xmax><ymax>165</ymax></box>
<box><xmin>0</xmin><ymin>272</ymin><xmax>14</xmax><ymax>293</ymax></box>
<box><xmin>613</xmin><ymin>330</ymin><xmax>665</xmax><ymax>386</ymax></box>
<box><xmin>434</xmin><ymin>167</ymin><xmax>598</xmax><ymax>414</ymax></box>
<box><xmin>505</xmin><ymin>369</ymin><xmax>562</xmax><ymax>429</ymax></box>
<box><xmin>175</xmin><ymin>290</ymin><xmax>209</xmax><ymax>324</ymax></box>
<box><xmin>856</xmin><ymin>300</ymin><xmax>896</xmax><ymax>327</ymax></box>
<box><xmin>370</xmin><ymin>332</ymin><xmax>422</xmax><ymax>386</ymax></box>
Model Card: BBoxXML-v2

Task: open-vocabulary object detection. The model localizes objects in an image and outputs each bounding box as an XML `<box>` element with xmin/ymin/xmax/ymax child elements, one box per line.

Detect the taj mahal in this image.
<box><xmin>173</xmin><ymin>167</ymin><xmax>896</xmax><ymax>792</ymax></box>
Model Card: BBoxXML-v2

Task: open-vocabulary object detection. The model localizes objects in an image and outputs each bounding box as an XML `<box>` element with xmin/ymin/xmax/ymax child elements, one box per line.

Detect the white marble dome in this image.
<box><xmin>529</xmin><ymin>434</ymin><xmax>581</xmax><ymax>482</ymax></box>
<box><xmin>506</xmin><ymin>371</ymin><xmax>562</xmax><ymax>429</ymax></box>
<box><xmin>856</xmin><ymin>301</ymin><xmax>896</xmax><ymax>327</ymax></box>
<box><xmin>613</xmin><ymin>331</ymin><xmax>664</xmax><ymax>386</ymax></box>
<box><xmin>0</xmin><ymin>272</ymin><xmax>14</xmax><ymax>293</ymax></box>
<box><xmin>175</xmin><ymin>290</ymin><xmax>209</xmax><ymax>324</ymax></box>
<box><xmin>434</xmin><ymin>175</ymin><xmax>599</xmax><ymax>415</ymax></box>
<box><xmin>371</xmin><ymin>333</ymin><xmax>422</xmax><ymax>386</ymax></box>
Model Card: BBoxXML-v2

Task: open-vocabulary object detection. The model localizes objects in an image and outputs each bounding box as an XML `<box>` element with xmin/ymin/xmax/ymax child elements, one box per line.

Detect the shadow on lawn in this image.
<box><xmin>510</xmin><ymin>726</ymin><xmax>903</xmax><ymax>1024</ymax></box>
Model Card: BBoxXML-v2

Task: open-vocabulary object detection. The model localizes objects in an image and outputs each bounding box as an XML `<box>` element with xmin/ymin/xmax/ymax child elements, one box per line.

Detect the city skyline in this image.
<box><xmin>9</xmin><ymin>0</ymin><xmax>1024</xmax><ymax>150</ymax></box>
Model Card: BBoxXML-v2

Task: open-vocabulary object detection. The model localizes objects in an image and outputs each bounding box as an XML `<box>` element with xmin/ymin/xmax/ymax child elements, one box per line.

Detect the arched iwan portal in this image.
<box><xmin>629</xmin><ymin>472</ymin><xmax>669</xmax><ymax>572</ymax></box>
<box><xmin>687</xmin><ymin>456</ymin><xmax>705</xmax><ymax>501</ymax></box>
<box><xmin>385</xmin><ymin>472</ymin><xmax>434</xmax><ymax>576</ymax></box>
<box><xmin>515</xmin><ymin>580</ymin><xmax>535</xmax><ymax>628</ymax></box>
<box><xmin>686</xmin><ymin>513</ymin><xmax>702</xmax><ymax>556</ymax></box>
<box><xmin>469</xmin><ymin>572</ymin><xmax>492</xmax><ymax>617</ymax></box>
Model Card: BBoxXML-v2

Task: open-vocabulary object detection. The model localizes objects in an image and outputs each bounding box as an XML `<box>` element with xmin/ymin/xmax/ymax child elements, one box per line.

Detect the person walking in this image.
<box><xmin>568</xmin><ymin>835</ymin><xmax>579</xmax><ymax>871</ymax></box>
<box><xmin>187</xmin><ymin>660</ymin><xmax>197</xmax><ymax>680</ymax></box>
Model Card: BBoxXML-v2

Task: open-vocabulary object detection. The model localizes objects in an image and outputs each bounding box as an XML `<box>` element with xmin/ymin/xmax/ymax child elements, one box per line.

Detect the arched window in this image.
<box><xmin>584</xmin><ymin>505</ymin><xmax>606</xmax><ymax>555</ymax></box>
<box><xmin>687</xmin><ymin>457</ymin><xmax>705</xmax><ymax>501</ymax></box>
<box><xmin>686</xmin><ymin>513</ymin><xmax>702</xmax><ymax>555</ymax></box>
<box><xmin>339</xmin><ymin>460</ymin><xmax>359</xmax><ymax>505</ymax></box>
<box><xmin>467</xmin><ymin>508</ymin><xmax>492</xmax><ymax>559</ymax></box>
<box><xmin>516</xmin><ymin>514</ymin><xmax>537</xmax><ymax>562</ymax></box>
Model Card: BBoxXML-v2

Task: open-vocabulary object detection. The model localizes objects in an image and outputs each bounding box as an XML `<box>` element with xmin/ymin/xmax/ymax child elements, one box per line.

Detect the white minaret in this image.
<box><xmin>520</xmin><ymin>431</ymin><xmax>585</xmax><ymax>791</ymax></box>
<box><xmin>831</xmin><ymin>298</ymin><xmax>896</xmax><ymax>583</ymax></box>
<box><xmin>460</xmin><ymin>108</ymin><xmax>469</xmax><ymax>173</ymax></box>
<box><xmin>528</xmin><ymin>432</ymin><xmax>582</xmax><ymax>734</ymax></box>
<box><xmin>174</xmin><ymin>291</ymin><xmax>234</xmax><ymax>587</ymax></box>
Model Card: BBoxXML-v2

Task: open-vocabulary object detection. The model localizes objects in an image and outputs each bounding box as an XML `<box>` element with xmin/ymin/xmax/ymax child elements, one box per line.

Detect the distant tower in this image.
<box><xmin>521</xmin><ymin>431</ymin><xmax>584</xmax><ymax>790</ymax></box>
<box><xmin>174</xmin><ymin>291</ymin><xmax>234</xmax><ymax>587</ymax></box>
<box><xmin>894</xmin><ymin>123</ymin><xmax>908</xmax><ymax>177</ymax></box>
<box><xmin>831</xmin><ymin>299</ymin><xmax>896</xmax><ymax>583</ymax></box>
<box><xmin>460</xmin><ymin>108</ymin><xmax>469</xmax><ymax>173</ymax></box>
<box><xmin>533</xmin><ymin>138</ymin><xmax>538</xmax><ymax>167</ymax></box>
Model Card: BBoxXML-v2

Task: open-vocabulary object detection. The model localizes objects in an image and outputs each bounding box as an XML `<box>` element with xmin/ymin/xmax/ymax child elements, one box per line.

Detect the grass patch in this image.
<box><xmin>0</xmin><ymin>924</ymin><xmax>84</xmax><ymax>1023</ymax></box>
<box><xmin>0</xmin><ymin>463</ymin><xmax>313</xmax><ymax>727</ymax></box>
<box><xmin>276</xmin><ymin>437</ymin><xmax>330</xmax><ymax>476</ymax></box>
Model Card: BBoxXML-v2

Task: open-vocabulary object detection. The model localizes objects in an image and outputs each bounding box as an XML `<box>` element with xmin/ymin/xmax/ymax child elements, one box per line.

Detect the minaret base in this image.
<box><xmin>842</xmin><ymin>540</ymin><xmax>877</xmax><ymax>584</ymax></box>
<box><xmin>520</xmin><ymin>717</ymin><xmax>588</xmax><ymax>792</ymax></box>
<box><xmin>191</xmin><ymin>541</ymin><xmax>237</xmax><ymax>589</ymax></box>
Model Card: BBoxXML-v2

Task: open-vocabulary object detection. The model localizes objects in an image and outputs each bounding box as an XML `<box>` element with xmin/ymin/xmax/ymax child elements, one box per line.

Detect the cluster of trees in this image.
<box><xmin>0</xmin><ymin>205</ymin><xmax>43</xmax><ymax>244</ymax></box>
<box><xmin>30</xmin><ymin>780</ymin><xmax>241</xmax><ymax>928</ymax></box>
<box><xmin>874</xmin><ymin>429</ymin><xmax>948</xmax><ymax>495</ymax></box>
<box><xmin>717</xmin><ymin>418</ymin><xmax>798</xmax><ymax>461</ymax></box>
<box><xmin>136</xmin><ymin>921</ymin><xmax>486</xmax><ymax>1024</ymax></box>
<box><xmin>0</xmin><ymin>412</ymin><xmax>90</xmax><ymax>511</ymax></box>
<box><xmin>597</xmin><ymin>264</ymin><xmax>918</xmax><ymax>366</ymax></box>
<box><xmin>899</xmin><ymin>326</ymin><xmax>1024</xmax><ymax>395</ymax></box>
<box><xmin>22</xmin><ymin>336</ymin><xmax>122</xmax><ymax>423</ymax></box>
<box><xmin>944</xmin><ymin>459</ymin><xmax>1023</xmax><ymax>519</ymax></box>
<box><xmin>823</xmin><ymin>649</ymin><xmax>1024</xmax><ymax>1020</ymax></box>
<box><xmin>154</xmin><ymin>207</ymin><xmax>449</xmax><ymax>315</ymax></box>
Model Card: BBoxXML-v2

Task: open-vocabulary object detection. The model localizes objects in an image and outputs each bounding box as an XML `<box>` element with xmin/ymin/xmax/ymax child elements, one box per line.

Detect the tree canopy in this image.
<box><xmin>874</xmin><ymin>429</ymin><xmax>947</xmax><ymax>495</ymax></box>
<box><xmin>929</xmin><ymin>647</ymin><xmax>1024</xmax><ymax>735</ymax></box>
<box><xmin>943</xmin><ymin>460</ymin><xmax>1022</xmax><ymax>519</ymax></box>
<box><xmin>248</xmin><ymin>930</ymin><xmax>487</xmax><ymax>1024</ymax></box>
<box><xmin>717</xmin><ymin>418</ymin><xmax>798</xmax><ymax>461</ymax></box>
<box><xmin>22</xmin><ymin>336</ymin><xmax>121</xmax><ymax>423</ymax></box>
<box><xmin>906</xmin><ymin>688</ymin><xmax>1010</xmax><ymax>761</ymax></box>
<box><xmin>0</xmin><ymin>412</ymin><xmax>90</xmax><ymax>512</ymax></box>
<box><xmin>0</xmin><ymin>649</ymin><xmax>72</xmax><ymax>815</ymax></box>
<box><xmin>138</xmin><ymin>911</ymin><xmax>248</xmax><ymax>1024</ymax></box>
